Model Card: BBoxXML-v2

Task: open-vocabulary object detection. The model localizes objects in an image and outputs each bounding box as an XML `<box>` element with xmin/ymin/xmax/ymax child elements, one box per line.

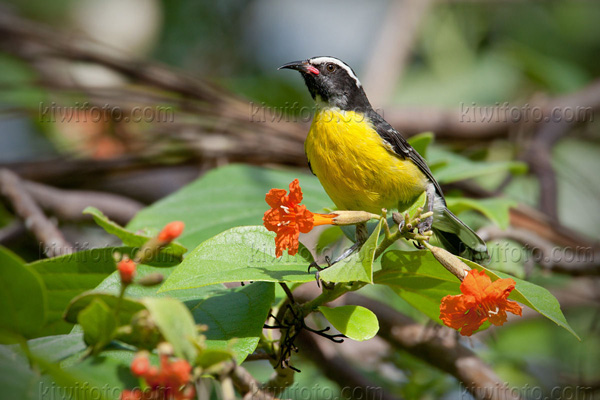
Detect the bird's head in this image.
<box><xmin>279</xmin><ymin>56</ymin><xmax>371</xmax><ymax>111</ymax></box>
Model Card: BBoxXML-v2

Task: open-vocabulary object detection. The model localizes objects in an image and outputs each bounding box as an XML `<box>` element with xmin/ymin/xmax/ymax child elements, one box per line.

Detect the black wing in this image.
<box><xmin>367</xmin><ymin>110</ymin><xmax>445</xmax><ymax>203</ymax></box>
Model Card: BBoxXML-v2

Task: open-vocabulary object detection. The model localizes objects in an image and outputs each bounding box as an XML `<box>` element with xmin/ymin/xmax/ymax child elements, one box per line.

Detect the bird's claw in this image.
<box><xmin>417</xmin><ymin>215</ymin><xmax>433</xmax><ymax>235</ymax></box>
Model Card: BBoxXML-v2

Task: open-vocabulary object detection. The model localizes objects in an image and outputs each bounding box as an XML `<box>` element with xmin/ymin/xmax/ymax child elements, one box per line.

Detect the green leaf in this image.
<box><xmin>64</xmin><ymin>350</ymin><xmax>141</xmax><ymax>395</ymax></box>
<box><xmin>0</xmin><ymin>246</ymin><xmax>47</xmax><ymax>341</ymax></box>
<box><xmin>84</xmin><ymin>206</ymin><xmax>186</xmax><ymax>258</ymax></box>
<box><xmin>142</xmin><ymin>298</ymin><xmax>199</xmax><ymax>362</ymax></box>
<box><xmin>77</xmin><ymin>299</ymin><xmax>117</xmax><ymax>353</ymax></box>
<box><xmin>184</xmin><ymin>282</ymin><xmax>275</xmax><ymax>363</ymax></box>
<box><xmin>465</xmin><ymin>260</ymin><xmax>581</xmax><ymax>340</ymax></box>
<box><xmin>320</xmin><ymin>218</ymin><xmax>383</xmax><ymax>283</ymax></box>
<box><xmin>29</xmin><ymin>247</ymin><xmax>122</xmax><ymax>336</ymax></box>
<box><xmin>445</xmin><ymin>197</ymin><xmax>517</xmax><ymax>229</ymax></box>
<box><xmin>374</xmin><ymin>250</ymin><xmax>460</xmax><ymax>322</ymax></box>
<box><xmin>126</xmin><ymin>164</ymin><xmax>330</xmax><ymax>250</ymax></box>
<box><xmin>159</xmin><ymin>226</ymin><xmax>315</xmax><ymax>292</ymax></box>
<box><xmin>64</xmin><ymin>292</ymin><xmax>145</xmax><ymax>326</ymax></box>
<box><xmin>407</xmin><ymin>131</ymin><xmax>434</xmax><ymax>159</ymax></box>
<box><xmin>28</xmin><ymin>333</ymin><xmax>86</xmax><ymax>363</ymax></box>
<box><xmin>0</xmin><ymin>342</ymin><xmax>115</xmax><ymax>400</ymax></box>
<box><xmin>318</xmin><ymin>305</ymin><xmax>379</xmax><ymax>341</ymax></box>
<box><xmin>195</xmin><ymin>348</ymin><xmax>233</xmax><ymax>369</ymax></box>
<box><xmin>428</xmin><ymin>147</ymin><xmax>527</xmax><ymax>183</ymax></box>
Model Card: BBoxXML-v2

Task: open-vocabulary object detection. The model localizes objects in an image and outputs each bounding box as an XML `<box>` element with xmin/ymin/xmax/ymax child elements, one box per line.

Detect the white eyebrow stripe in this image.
<box><xmin>309</xmin><ymin>57</ymin><xmax>362</xmax><ymax>88</ymax></box>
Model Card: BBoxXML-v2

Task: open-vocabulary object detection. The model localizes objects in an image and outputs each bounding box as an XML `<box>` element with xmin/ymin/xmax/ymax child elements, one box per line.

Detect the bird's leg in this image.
<box><xmin>308</xmin><ymin>222</ymin><xmax>368</xmax><ymax>276</ymax></box>
<box><xmin>417</xmin><ymin>184</ymin><xmax>435</xmax><ymax>234</ymax></box>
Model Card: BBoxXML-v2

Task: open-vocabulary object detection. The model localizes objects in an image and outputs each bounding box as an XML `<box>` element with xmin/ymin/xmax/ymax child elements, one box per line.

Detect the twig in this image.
<box><xmin>23</xmin><ymin>180</ymin><xmax>143</xmax><ymax>225</ymax></box>
<box><xmin>230</xmin><ymin>365</ymin><xmax>278</xmax><ymax>400</ymax></box>
<box><xmin>0</xmin><ymin>169</ymin><xmax>72</xmax><ymax>257</ymax></box>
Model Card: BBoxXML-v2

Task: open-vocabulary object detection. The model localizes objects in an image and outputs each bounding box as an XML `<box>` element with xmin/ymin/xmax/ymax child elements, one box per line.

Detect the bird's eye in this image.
<box><xmin>326</xmin><ymin>63</ymin><xmax>336</xmax><ymax>72</ymax></box>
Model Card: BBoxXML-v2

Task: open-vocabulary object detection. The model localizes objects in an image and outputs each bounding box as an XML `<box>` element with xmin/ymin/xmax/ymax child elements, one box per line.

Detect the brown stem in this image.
<box><xmin>0</xmin><ymin>169</ymin><xmax>73</xmax><ymax>257</ymax></box>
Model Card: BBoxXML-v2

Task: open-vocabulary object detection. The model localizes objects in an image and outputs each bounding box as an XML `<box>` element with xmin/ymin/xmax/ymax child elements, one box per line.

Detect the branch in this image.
<box><xmin>0</xmin><ymin>169</ymin><xmax>72</xmax><ymax>257</ymax></box>
<box><xmin>384</xmin><ymin>79</ymin><xmax>600</xmax><ymax>140</ymax></box>
<box><xmin>230</xmin><ymin>365</ymin><xmax>278</xmax><ymax>400</ymax></box>
<box><xmin>478</xmin><ymin>225</ymin><xmax>600</xmax><ymax>276</ymax></box>
<box><xmin>23</xmin><ymin>180</ymin><xmax>143</xmax><ymax>225</ymax></box>
<box><xmin>296</xmin><ymin>331</ymin><xmax>401</xmax><ymax>400</ymax></box>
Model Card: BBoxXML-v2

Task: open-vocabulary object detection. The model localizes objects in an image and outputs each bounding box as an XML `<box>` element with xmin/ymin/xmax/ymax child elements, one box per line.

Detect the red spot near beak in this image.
<box><xmin>306</xmin><ymin>65</ymin><xmax>319</xmax><ymax>75</ymax></box>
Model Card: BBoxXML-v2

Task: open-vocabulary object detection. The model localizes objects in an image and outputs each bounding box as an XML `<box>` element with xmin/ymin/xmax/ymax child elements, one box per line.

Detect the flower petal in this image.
<box><xmin>296</xmin><ymin>206</ymin><xmax>314</xmax><ymax>233</ymax></box>
<box><xmin>440</xmin><ymin>292</ymin><xmax>488</xmax><ymax>336</ymax></box>
<box><xmin>265</xmin><ymin>188</ymin><xmax>287</xmax><ymax>208</ymax></box>
<box><xmin>263</xmin><ymin>208</ymin><xmax>282</xmax><ymax>231</ymax></box>
<box><xmin>485</xmin><ymin>276</ymin><xmax>516</xmax><ymax>302</ymax></box>
<box><xmin>460</xmin><ymin>270</ymin><xmax>492</xmax><ymax>303</ymax></box>
<box><xmin>288</xmin><ymin>179</ymin><xmax>303</xmax><ymax>204</ymax></box>
<box><xmin>274</xmin><ymin>226</ymin><xmax>300</xmax><ymax>257</ymax></box>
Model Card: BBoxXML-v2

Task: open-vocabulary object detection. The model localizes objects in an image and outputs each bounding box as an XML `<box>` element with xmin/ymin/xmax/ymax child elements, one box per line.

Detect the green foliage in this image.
<box><xmin>29</xmin><ymin>247</ymin><xmax>122</xmax><ymax>336</ymax></box>
<box><xmin>318</xmin><ymin>305</ymin><xmax>379</xmax><ymax>341</ymax></box>
<box><xmin>445</xmin><ymin>197</ymin><xmax>517</xmax><ymax>229</ymax></box>
<box><xmin>84</xmin><ymin>207</ymin><xmax>186</xmax><ymax>258</ymax></box>
<box><xmin>0</xmin><ymin>162</ymin><xmax>580</xmax><ymax>398</ymax></box>
<box><xmin>0</xmin><ymin>247</ymin><xmax>47</xmax><ymax>342</ymax></box>
<box><xmin>319</xmin><ymin>219</ymin><xmax>383</xmax><ymax>283</ymax></box>
<box><xmin>142</xmin><ymin>298</ymin><xmax>198</xmax><ymax>361</ymax></box>
<box><xmin>375</xmin><ymin>250</ymin><xmax>461</xmax><ymax>322</ymax></box>
<box><xmin>77</xmin><ymin>299</ymin><xmax>117</xmax><ymax>354</ymax></box>
<box><xmin>159</xmin><ymin>226</ymin><xmax>315</xmax><ymax>291</ymax></box>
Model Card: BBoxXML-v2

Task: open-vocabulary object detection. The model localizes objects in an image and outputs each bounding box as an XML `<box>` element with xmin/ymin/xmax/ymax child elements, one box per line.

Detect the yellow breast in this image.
<box><xmin>305</xmin><ymin>108</ymin><xmax>428</xmax><ymax>214</ymax></box>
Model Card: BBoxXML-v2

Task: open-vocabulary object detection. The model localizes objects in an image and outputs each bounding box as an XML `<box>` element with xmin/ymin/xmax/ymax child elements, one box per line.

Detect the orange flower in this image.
<box><xmin>125</xmin><ymin>352</ymin><xmax>194</xmax><ymax>400</ymax></box>
<box><xmin>440</xmin><ymin>270</ymin><xmax>522</xmax><ymax>336</ymax></box>
<box><xmin>263</xmin><ymin>179</ymin><xmax>335</xmax><ymax>257</ymax></box>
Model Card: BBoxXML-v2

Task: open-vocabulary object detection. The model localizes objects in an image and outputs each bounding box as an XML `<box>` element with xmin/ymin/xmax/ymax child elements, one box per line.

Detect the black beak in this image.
<box><xmin>278</xmin><ymin>60</ymin><xmax>309</xmax><ymax>72</ymax></box>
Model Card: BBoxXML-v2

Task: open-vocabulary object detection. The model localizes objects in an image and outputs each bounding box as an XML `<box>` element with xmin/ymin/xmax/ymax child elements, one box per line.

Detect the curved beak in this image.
<box><xmin>278</xmin><ymin>60</ymin><xmax>307</xmax><ymax>71</ymax></box>
<box><xmin>278</xmin><ymin>60</ymin><xmax>319</xmax><ymax>75</ymax></box>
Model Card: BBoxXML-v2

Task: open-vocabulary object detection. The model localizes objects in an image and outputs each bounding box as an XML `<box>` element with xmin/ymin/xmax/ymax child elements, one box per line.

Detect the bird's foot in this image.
<box><xmin>417</xmin><ymin>213</ymin><xmax>433</xmax><ymax>235</ymax></box>
<box><xmin>308</xmin><ymin>256</ymin><xmax>334</xmax><ymax>288</ymax></box>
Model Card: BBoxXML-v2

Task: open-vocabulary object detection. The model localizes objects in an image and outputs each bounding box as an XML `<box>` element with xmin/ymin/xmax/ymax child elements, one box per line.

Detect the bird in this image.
<box><xmin>279</xmin><ymin>56</ymin><xmax>489</xmax><ymax>263</ymax></box>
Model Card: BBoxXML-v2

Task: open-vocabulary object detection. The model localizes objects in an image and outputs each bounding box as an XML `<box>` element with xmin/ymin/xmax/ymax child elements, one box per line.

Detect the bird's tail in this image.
<box><xmin>432</xmin><ymin>205</ymin><xmax>489</xmax><ymax>263</ymax></box>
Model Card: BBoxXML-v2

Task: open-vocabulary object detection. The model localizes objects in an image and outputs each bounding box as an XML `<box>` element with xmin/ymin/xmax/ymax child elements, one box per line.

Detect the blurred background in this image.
<box><xmin>0</xmin><ymin>0</ymin><xmax>599</xmax><ymax>398</ymax></box>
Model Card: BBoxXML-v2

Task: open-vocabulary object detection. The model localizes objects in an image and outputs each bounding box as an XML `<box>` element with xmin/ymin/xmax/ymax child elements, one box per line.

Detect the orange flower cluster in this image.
<box><xmin>121</xmin><ymin>353</ymin><xmax>194</xmax><ymax>400</ymax></box>
<box><xmin>263</xmin><ymin>179</ymin><xmax>335</xmax><ymax>257</ymax></box>
<box><xmin>440</xmin><ymin>270</ymin><xmax>522</xmax><ymax>336</ymax></box>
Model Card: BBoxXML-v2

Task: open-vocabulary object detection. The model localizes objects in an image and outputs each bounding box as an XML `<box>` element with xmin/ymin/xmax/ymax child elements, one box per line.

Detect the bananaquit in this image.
<box><xmin>279</xmin><ymin>56</ymin><xmax>488</xmax><ymax>262</ymax></box>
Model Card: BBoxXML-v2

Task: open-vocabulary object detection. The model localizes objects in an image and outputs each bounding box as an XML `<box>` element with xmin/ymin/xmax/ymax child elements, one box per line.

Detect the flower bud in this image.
<box><xmin>118</xmin><ymin>259</ymin><xmax>136</xmax><ymax>284</ymax></box>
<box><xmin>331</xmin><ymin>210</ymin><xmax>380</xmax><ymax>225</ymax></box>
<box><xmin>137</xmin><ymin>272</ymin><xmax>164</xmax><ymax>287</ymax></box>
<box><xmin>158</xmin><ymin>221</ymin><xmax>185</xmax><ymax>243</ymax></box>
<box><xmin>427</xmin><ymin>244</ymin><xmax>470</xmax><ymax>281</ymax></box>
